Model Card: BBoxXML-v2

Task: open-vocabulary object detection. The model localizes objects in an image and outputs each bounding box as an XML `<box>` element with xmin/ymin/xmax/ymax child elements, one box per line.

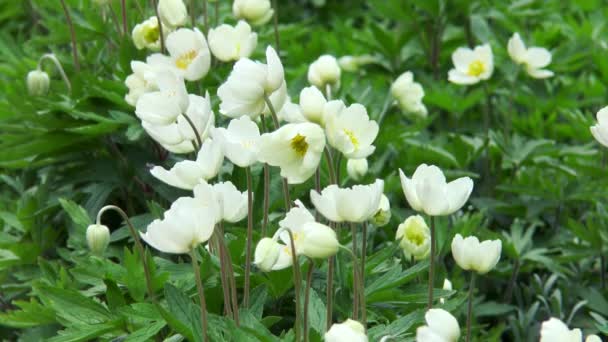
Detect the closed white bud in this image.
<box><xmin>451</xmin><ymin>234</ymin><xmax>501</xmax><ymax>274</ymax></box>
<box><xmin>308</xmin><ymin>55</ymin><xmax>341</xmax><ymax>90</ymax></box>
<box><xmin>254</xmin><ymin>237</ymin><xmax>281</xmax><ymax>272</ymax></box>
<box><xmin>338</xmin><ymin>55</ymin><xmax>376</xmax><ymax>72</ymax></box>
<box><xmin>132</xmin><ymin>16</ymin><xmax>165</xmax><ymax>51</ymax></box>
<box><xmin>370</xmin><ymin>194</ymin><xmax>390</xmax><ymax>227</ymax></box>
<box><xmin>298</xmin><ymin>222</ymin><xmax>339</xmax><ymax>259</ymax></box>
<box><xmin>325</xmin><ymin>319</ymin><xmax>368</xmax><ymax>342</ymax></box>
<box><xmin>395</xmin><ymin>215</ymin><xmax>430</xmax><ymax>260</ymax></box>
<box><xmin>158</xmin><ymin>0</ymin><xmax>188</xmax><ymax>28</ymax></box>
<box><xmin>86</xmin><ymin>224</ymin><xmax>111</xmax><ymax>255</ymax></box>
<box><xmin>27</xmin><ymin>70</ymin><xmax>50</xmax><ymax>96</ymax></box>
<box><xmin>232</xmin><ymin>0</ymin><xmax>274</xmax><ymax>26</ymax></box>
<box><xmin>346</xmin><ymin>158</ymin><xmax>368</xmax><ymax>181</ymax></box>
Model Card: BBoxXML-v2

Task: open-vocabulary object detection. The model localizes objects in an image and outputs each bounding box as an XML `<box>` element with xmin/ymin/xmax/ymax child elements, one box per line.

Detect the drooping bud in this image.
<box><xmin>27</xmin><ymin>70</ymin><xmax>50</xmax><ymax>96</ymax></box>
<box><xmin>86</xmin><ymin>224</ymin><xmax>111</xmax><ymax>255</ymax></box>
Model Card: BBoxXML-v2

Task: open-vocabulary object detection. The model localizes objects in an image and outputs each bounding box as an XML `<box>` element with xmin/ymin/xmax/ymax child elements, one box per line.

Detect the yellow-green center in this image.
<box><xmin>467</xmin><ymin>60</ymin><xmax>485</xmax><ymax>77</ymax></box>
<box><xmin>344</xmin><ymin>129</ymin><xmax>359</xmax><ymax>149</ymax></box>
<box><xmin>143</xmin><ymin>26</ymin><xmax>160</xmax><ymax>44</ymax></box>
<box><xmin>290</xmin><ymin>134</ymin><xmax>309</xmax><ymax>157</ymax></box>
<box><xmin>175</xmin><ymin>50</ymin><xmax>198</xmax><ymax>69</ymax></box>
<box><xmin>406</xmin><ymin>227</ymin><xmax>426</xmax><ymax>246</ymax></box>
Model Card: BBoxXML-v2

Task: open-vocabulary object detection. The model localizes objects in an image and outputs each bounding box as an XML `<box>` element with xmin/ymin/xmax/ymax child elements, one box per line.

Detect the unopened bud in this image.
<box><xmin>86</xmin><ymin>224</ymin><xmax>111</xmax><ymax>255</ymax></box>
<box><xmin>27</xmin><ymin>70</ymin><xmax>50</xmax><ymax>96</ymax></box>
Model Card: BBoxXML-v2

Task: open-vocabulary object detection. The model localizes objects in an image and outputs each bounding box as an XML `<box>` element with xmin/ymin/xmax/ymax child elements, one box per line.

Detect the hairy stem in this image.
<box><xmin>466</xmin><ymin>272</ymin><xmax>476</xmax><ymax>342</ymax></box>
<box><xmin>303</xmin><ymin>258</ymin><xmax>314</xmax><ymax>342</ymax></box>
<box><xmin>285</xmin><ymin>229</ymin><xmax>302</xmax><ymax>341</ymax></box>
<box><xmin>203</xmin><ymin>0</ymin><xmax>209</xmax><ymax>34</ymax></box>
<box><xmin>351</xmin><ymin>223</ymin><xmax>359</xmax><ymax>320</ymax></box>
<box><xmin>190</xmin><ymin>249</ymin><xmax>209</xmax><ymax>342</ymax></box>
<box><xmin>120</xmin><ymin>0</ymin><xmax>128</xmax><ymax>35</ymax></box>
<box><xmin>243</xmin><ymin>167</ymin><xmax>254</xmax><ymax>308</ymax></box>
<box><xmin>216</xmin><ymin>228</ymin><xmax>233</xmax><ymax>319</ymax></box>
<box><xmin>220</xmin><ymin>222</ymin><xmax>240</xmax><ymax>325</ymax></box>
<box><xmin>59</xmin><ymin>0</ymin><xmax>80</xmax><ymax>71</ymax></box>
<box><xmin>427</xmin><ymin>216</ymin><xmax>436</xmax><ymax>310</ymax></box>
<box><xmin>261</xmin><ymin>116</ymin><xmax>270</xmax><ymax>236</ymax></box>
<box><xmin>181</xmin><ymin>113</ymin><xmax>202</xmax><ymax>150</ymax></box>
<box><xmin>152</xmin><ymin>0</ymin><xmax>166</xmax><ymax>52</ymax></box>
<box><xmin>360</xmin><ymin>222</ymin><xmax>367</xmax><ymax>327</ymax></box>
<box><xmin>264</xmin><ymin>95</ymin><xmax>292</xmax><ymax>211</ymax></box>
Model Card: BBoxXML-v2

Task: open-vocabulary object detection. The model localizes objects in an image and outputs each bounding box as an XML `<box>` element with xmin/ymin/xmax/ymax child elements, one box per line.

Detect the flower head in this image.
<box><xmin>132</xmin><ymin>16</ymin><xmax>169</xmax><ymax>51</ymax></box>
<box><xmin>254</xmin><ymin>237</ymin><xmax>282</xmax><ymax>272</ymax></box>
<box><xmin>157</xmin><ymin>0</ymin><xmax>188</xmax><ymax>28</ymax></box>
<box><xmin>395</xmin><ymin>215</ymin><xmax>430</xmax><ymax>260</ymax></box>
<box><xmin>399</xmin><ymin>164</ymin><xmax>473</xmax><ymax>216</ymax></box>
<box><xmin>124</xmin><ymin>56</ymin><xmax>167</xmax><ymax>106</ymax></box>
<box><xmin>157</xmin><ymin>28</ymin><xmax>211</xmax><ymax>81</ymax></box>
<box><xmin>310</xmin><ymin>179</ymin><xmax>384</xmax><ymax>223</ymax></box>
<box><xmin>391</xmin><ymin>71</ymin><xmax>427</xmax><ymax>117</ymax></box>
<box><xmin>27</xmin><ymin>70</ymin><xmax>50</xmax><ymax>96</ymax></box>
<box><xmin>325</xmin><ymin>319</ymin><xmax>368</xmax><ymax>342</ymax></box>
<box><xmin>590</xmin><ymin>106</ymin><xmax>608</xmax><ymax>148</ymax></box>
<box><xmin>218</xmin><ymin>46</ymin><xmax>285</xmax><ymax>119</ymax></box>
<box><xmin>416</xmin><ymin>309</ymin><xmax>460</xmax><ymax>342</ymax></box>
<box><xmin>448</xmin><ymin>44</ymin><xmax>493</xmax><ymax>85</ymax></box>
<box><xmin>508</xmin><ymin>33</ymin><xmax>553</xmax><ymax>79</ymax></box>
<box><xmin>193</xmin><ymin>181</ymin><xmax>248</xmax><ymax>223</ymax></box>
<box><xmin>370</xmin><ymin>194</ymin><xmax>391</xmax><ymax>227</ymax></box>
<box><xmin>308</xmin><ymin>55</ymin><xmax>341</xmax><ymax>90</ymax></box>
<box><xmin>451</xmin><ymin>234</ymin><xmax>501</xmax><ymax>274</ymax></box>
<box><xmin>233</xmin><ymin>0</ymin><xmax>274</xmax><ymax>26</ymax></box>
<box><xmin>347</xmin><ymin>158</ymin><xmax>368</xmax><ymax>181</ymax></box>
<box><xmin>326</xmin><ymin>103</ymin><xmax>379</xmax><ymax>159</ymax></box>
<box><xmin>86</xmin><ymin>224</ymin><xmax>110</xmax><ymax>255</ymax></box>
<box><xmin>208</xmin><ymin>21</ymin><xmax>257</xmax><ymax>62</ymax></box>
<box><xmin>539</xmin><ymin>318</ymin><xmax>582</xmax><ymax>342</ymax></box>
<box><xmin>213</xmin><ymin>116</ymin><xmax>261</xmax><ymax>168</ymax></box>
<box><xmin>258</xmin><ymin>123</ymin><xmax>326</xmax><ymax>184</ymax></box>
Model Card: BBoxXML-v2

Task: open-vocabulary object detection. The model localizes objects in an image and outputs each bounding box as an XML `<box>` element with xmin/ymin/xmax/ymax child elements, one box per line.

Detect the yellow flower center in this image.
<box><xmin>175</xmin><ymin>50</ymin><xmax>198</xmax><ymax>70</ymax></box>
<box><xmin>406</xmin><ymin>227</ymin><xmax>426</xmax><ymax>246</ymax></box>
<box><xmin>467</xmin><ymin>60</ymin><xmax>485</xmax><ymax>77</ymax></box>
<box><xmin>343</xmin><ymin>129</ymin><xmax>359</xmax><ymax>149</ymax></box>
<box><xmin>143</xmin><ymin>25</ymin><xmax>160</xmax><ymax>44</ymax></box>
<box><xmin>290</xmin><ymin>134</ymin><xmax>309</xmax><ymax>157</ymax></box>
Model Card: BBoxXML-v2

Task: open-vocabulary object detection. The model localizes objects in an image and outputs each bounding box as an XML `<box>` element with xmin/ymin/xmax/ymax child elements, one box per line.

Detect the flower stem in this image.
<box><xmin>504</xmin><ymin>259</ymin><xmax>520</xmax><ymax>303</ymax></box>
<box><xmin>285</xmin><ymin>228</ymin><xmax>302</xmax><ymax>341</ymax></box>
<box><xmin>350</xmin><ymin>223</ymin><xmax>359</xmax><ymax>320</ymax></box>
<box><xmin>339</xmin><ymin>245</ymin><xmax>364</xmax><ymax>326</ymax></box>
<box><xmin>190</xmin><ymin>0</ymin><xmax>196</xmax><ymax>27</ymax></box>
<box><xmin>214</xmin><ymin>0</ymin><xmax>219</xmax><ymax>27</ymax></box>
<box><xmin>97</xmin><ymin>205</ymin><xmax>155</xmax><ymax>301</ymax></box>
<box><xmin>260</xmin><ymin>116</ymin><xmax>270</xmax><ymax>237</ymax></box>
<box><xmin>203</xmin><ymin>0</ymin><xmax>209</xmax><ymax>34</ymax></box>
<box><xmin>152</xmin><ymin>0</ymin><xmax>166</xmax><ymax>53</ymax></box>
<box><xmin>219</xmin><ymin>222</ymin><xmax>240</xmax><ymax>326</ymax></box>
<box><xmin>326</xmin><ymin>238</ymin><xmax>334</xmax><ymax>330</ymax></box>
<box><xmin>360</xmin><ymin>222</ymin><xmax>367</xmax><ymax>328</ymax></box>
<box><xmin>325</xmin><ymin>84</ymin><xmax>332</xmax><ymax>100</ymax></box>
<box><xmin>272</xmin><ymin>0</ymin><xmax>280</xmax><ymax>53</ymax></box>
<box><xmin>303</xmin><ymin>258</ymin><xmax>314</xmax><ymax>342</ymax></box>
<box><xmin>466</xmin><ymin>272</ymin><xmax>476</xmax><ymax>342</ymax></box>
<box><xmin>120</xmin><ymin>0</ymin><xmax>128</xmax><ymax>35</ymax></box>
<box><xmin>59</xmin><ymin>0</ymin><xmax>80</xmax><ymax>72</ymax></box>
<box><xmin>324</xmin><ymin>148</ymin><xmax>337</xmax><ymax>185</ymax></box>
<box><xmin>215</xmin><ymin>227</ymin><xmax>233</xmax><ymax>319</ymax></box>
<box><xmin>181</xmin><ymin>113</ymin><xmax>202</xmax><ymax>150</ymax></box>
<box><xmin>427</xmin><ymin>216</ymin><xmax>436</xmax><ymax>310</ymax></box>
<box><xmin>38</xmin><ymin>54</ymin><xmax>71</xmax><ymax>94</ymax></box>
<box><xmin>243</xmin><ymin>166</ymin><xmax>254</xmax><ymax>308</ymax></box>
<box><xmin>190</xmin><ymin>249</ymin><xmax>209</xmax><ymax>342</ymax></box>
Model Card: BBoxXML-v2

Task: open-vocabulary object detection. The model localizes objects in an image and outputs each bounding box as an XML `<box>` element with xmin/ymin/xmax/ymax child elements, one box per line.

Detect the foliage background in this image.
<box><xmin>1</xmin><ymin>0</ymin><xmax>608</xmax><ymax>341</ymax></box>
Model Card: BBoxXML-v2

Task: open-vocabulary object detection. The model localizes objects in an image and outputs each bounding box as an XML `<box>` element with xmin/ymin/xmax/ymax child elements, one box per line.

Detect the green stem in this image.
<box><xmin>181</xmin><ymin>113</ymin><xmax>202</xmax><ymax>150</ymax></box>
<box><xmin>97</xmin><ymin>205</ymin><xmax>155</xmax><ymax>301</ymax></box>
<box><xmin>203</xmin><ymin>0</ymin><xmax>209</xmax><ymax>34</ymax></box>
<box><xmin>303</xmin><ymin>258</ymin><xmax>314</xmax><ymax>342</ymax></box>
<box><xmin>215</xmin><ymin>227</ymin><xmax>233</xmax><ymax>318</ymax></box>
<box><xmin>272</xmin><ymin>0</ymin><xmax>280</xmax><ymax>52</ymax></box>
<box><xmin>324</xmin><ymin>148</ymin><xmax>337</xmax><ymax>185</ymax></box>
<box><xmin>360</xmin><ymin>222</ymin><xmax>367</xmax><ymax>328</ymax></box>
<box><xmin>350</xmin><ymin>223</ymin><xmax>359</xmax><ymax>320</ymax></box>
<box><xmin>263</xmin><ymin>95</ymin><xmax>291</xmax><ymax>211</ymax></box>
<box><xmin>190</xmin><ymin>0</ymin><xmax>196</xmax><ymax>27</ymax></box>
<box><xmin>285</xmin><ymin>228</ymin><xmax>302</xmax><ymax>341</ymax></box>
<box><xmin>219</xmin><ymin>222</ymin><xmax>240</xmax><ymax>326</ymax></box>
<box><xmin>326</xmin><ymin>234</ymin><xmax>335</xmax><ymax>330</ymax></box>
<box><xmin>466</xmin><ymin>272</ymin><xmax>476</xmax><ymax>342</ymax></box>
<box><xmin>339</xmin><ymin>245</ymin><xmax>364</xmax><ymax>326</ymax></box>
<box><xmin>59</xmin><ymin>0</ymin><xmax>80</xmax><ymax>72</ymax></box>
<box><xmin>152</xmin><ymin>0</ymin><xmax>166</xmax><ymax>53</ymax></box>
<box><xmin>427</xmin><ymin>216</ymin><xmax>436</xmax><ymax>310</ymax></box>
<box><xmin>190</xmin><ymin>249</ymin><xmax>209</xmax><ymax>342</ymax></box>
<box><xmin>243</xmin><ymin>167</ymin><xmax>253</xmax><ymax>308</ymax></box>
<box><xmin>261</xmin><ymin>115</ymin><xmax>270</xmax><ymax>236</ymax></box>
<box><xmin>120</xmin><ymin>0</ymin><xmax>128</xmax><ymax>35</ymax></box>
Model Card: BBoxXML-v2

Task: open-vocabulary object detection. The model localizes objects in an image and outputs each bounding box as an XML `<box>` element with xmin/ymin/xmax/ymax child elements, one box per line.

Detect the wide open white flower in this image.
<box><xmin>308</xmin><ymin>55</ymin><xmax>341</xmax><ymax>90</ymax></box>
<box><xmin>150</xmin><ymin>138</ymin><xmax>223</xmax><ymax>190</ymax></box>
<box><xmin>448</xmin><ymin>44</ymin><xmax>494</xmax><ymax>85</ymax></box>
<box><xmin>135</xmin><ymin>71</ymin><xmax>188</xmax><ymax>125</ymax></box>
<box><xmin>208</xmin><ymin>20</ymin><xmax>257</xmax><ymax>62</ymax></box>
<box><xmin>212</xmin><ymin>116</ymin><xmax>261</xmax><ymax>168</ymax></box>
<box><xmin>157</xmin><ymin>0</ymin><xmax>188</xmax><ymax>28</ymax></box>
<box><xmin>416</xmin><ymin>309</ymin><xmax>460</xmax><ymax>342</ymax></box>
<box><xmin>539</xmin><ymin>318</ymin><xmax>582</xmax><ymax>342</ymax></box>
<box><xmin>217</xmin><ymin>46</ymin><xmax>284</xmax><ymax>119</ymax></box>
<box><xmin>132</xmin><ymin>16</ymin><xmax>170</xmax><ymax>51</ymax></box>
<box><xmin>233</xmin><ymin>0</ymin><xmax>274</xmax><ymax>26</ymax></box>
<box><xmin>590</xmin><ymin>106</ymin><xmax>608</xmax><ymax>148</ymax></box>
<box><xmin>508</xmin><ymin>33</ymin><xmax>553</xmax><ymax>79</ymax></box>
<box><xmin>326</xmin><ymin>103</ymin><xmax>378</xmax><ymax>159</ymax></box>
<box><xmin>193</xmin><ymin>181</ymin><xmax>248</xmax><ymax>223</ymax></box>
<box><xmin>141</xmin><ymin>196</ymin><xmax>217</xmax><ymax>254</ymax></box>
<box><xmin>399</xmin><ymin>164</ymin><xmax>473</xmax><ymax>216</ymax></box>
<box><xmin>391</xmin><ymin>71</ymin><xmax>427</xmax><ymax>118</ymax></box>
<box><xmin>325</xmin><ymin>319</ymin><xmax>368</xmax><ymax>342</ymax></box>
<box><xmin>396</xmin><ymin>215</ymin><xmax>430</xmax><ymax>260</ymax></box>
<box><xmin>152</xmin><ymin>28</ymin><xmax>211</xmax><ymax>81</ymax></box>
<box><xmin>258</xmin><ymin>122</ymin><xmax>325</xmax><ymax>184</ymax></box>
<box><xmin>451</xmin><ymin>234</ymin><xmax>501</xmax><ymax>274</ymax></box>
<box><xmin>310</xmin><ymin>179</ymin><xmax>384</xmax><ymax>223</ymax></box>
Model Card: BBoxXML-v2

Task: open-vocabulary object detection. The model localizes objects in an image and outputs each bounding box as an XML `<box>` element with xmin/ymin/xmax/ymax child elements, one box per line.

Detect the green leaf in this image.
<box><xmin>0</xmin><ymin>299</ymin><xmax>56</xmax><ymax>328</ymax></box>
<box><xmin>35</xmin><ymin>285</ymin><xmax>112</xmax><ymax>325</ymax></box>
<box><xmin>58</xmin><ymin>198</ymin><xmax>92</xmax><ymax>229</ymax></box>
<box><xmin>162</xmin><ymin>283</ymin><xmax>203</xmax><ymax>342</ymax></box>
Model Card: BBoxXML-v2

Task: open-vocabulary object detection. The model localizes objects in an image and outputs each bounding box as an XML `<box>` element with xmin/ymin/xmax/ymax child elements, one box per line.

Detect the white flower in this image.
<box><xmin>140</xmin><ymin>196</ymin><xmax>217</xmax><ymax>254</ymax></box>
<box><xmin>277</xmin><ymin>97</ymin><xmax>307</xmax><ymax>124</ymax></box>
<box><xmin>416</xmin><ymin>309</ymin><xmax>460</xmax><ymax>342</ymax></box>
<box><xmin>347</xmin><ymin>158</ymin><xmax>368</xmax><ymax>181</ymax></box>
<box><xmin>212</xmin><ymin>116</ymin><xmax>261</xmax><ymax>168</ymax></box>
<box><xmin>258</xmin><ymin>122</ymin><xmax>326</xmax><ymax>184</ymax></box>
<box><xmin>208</xmin><ymin>21</ymin><xmax>257</xmax><ymax>62</ymax></box>
<box><xmin>308</xmin><ymin>55</ymin><xmax>341</xmax><ymax>90</ymax></box>
<box><xmin>396</xmin><ymin>215</ymin><xmax>430</xmax><ymax>261</ymax></box>
<box><xmin>254</xmin><ymin>237</ymin><xmax>281</xmax><ymax>272</ymax></box>
<box><xmin>193</xmin><ymin>181</ymin><xmax>248</xmax><ymax>223</ymax></box>
<box><xmin>399</xmin><ymin>164</ymin><xmax>474</xmax><ymax>216</ymax></box>
<box><xmin>451</xmin><ymin>234</ymin><xmax>501</xmax><ymax>274</ymax></box>
<box><xmin>370</xmin><ymin>194</ymin><xmax>391</xmax><ymax>227</ymax></box>
<box><xmin>391</xmin><ymin>71</ymin><xmax>427</xmax><ymax>117</ymax></box>
<box><xmin>326</xmin><ymin>103</ymin><xmax>378</xmax><ymax>159</ymax></box>
<box><xmin>262</xmin><ymin>80</ymin><xmax>288</xmax><ymax>116</ymax></box>
<box><xmin>86</xmin><ymin>224</ymin><xmax>110</xmax><ymax>255</ymax></box>
<box><xmin>440</xmin><ymin>278</ymin><xmax>453</xmax><ymax>304</ymax></box>
<box><xmin>448</xmin><ymin>44</ymin><xmax>494</xmax><ymax>85</ymax></box>
<box><xmin>232</xmin><ymin>0</ymin><xmax>274</xmax><ymax>26</ymax></box>
<box><xmin>590</xmin><ymin>106</ymin><xmax>608</xmax><ymax>148</ymax></box>
<box><xmin>325</xmin><ymin>319</ymin><xmax>368</xmax><ymax>342</ymax></box>
<box><xmin>152</xmin><ymin>28</ymin><xmax>211</xmax><ymax>81</ymax></box>
<box><xmin>150</xmin><ymin>138</ymin><xmax>223</xmax><ymax>190</ymax></box>
<box><xmin>27</xmin><ymin>70</ymin><xmax>50</xmax><ymax>96</ymax></box>
<box><xmin>539</xmin><ymin>318</ymin><xmax>582</xmax><ymax>342</ymax></box>
<box><xmin>310</xmin><ymin>179</ymin><xmax>384</xmax><ymax>223</ymax></box>
<box><xmin>218</xmin><ymin>46</ymin><xmax>285</xmax><ymax>119</ymax></box>
<box><xmin>586</xmin><ymin>335</ymin><xmax>602</xmax><ymax>342</ymax></box>
<box><xmin>157</xmin><ymin>0</ymin><xmax>188</xmax><ymax>28</ymax></box>
<box><xmin>135</xmin><ymin>71</ymin><xmax>188</xmax><ymax>125</ymax></box>
<box><xmin>508</xmin><ymin>33</ymin><xmax>553</xmax><ymax>79</ymax></box>
<box><xmin>124</xmin><ymin>56</ymin><xmax>167</xmax><ymax>106</ymax></box>
<box><xmin>132</xmin><ymin>16</ymin><xmax>169</xmax><ymax>51</ymax></box>
<box><xmin>338</xmin><ymin>55</ymin><xmax>376</xmax><ymax>72</ymax></box>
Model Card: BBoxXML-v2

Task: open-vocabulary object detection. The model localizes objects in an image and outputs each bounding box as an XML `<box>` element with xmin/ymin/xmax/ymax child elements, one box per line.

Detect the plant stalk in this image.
<box><xmin>152</xmin><ymin>0</ymin><xmax>166</xmax><ymax>52</ymax></box>
<box><xmin>219</xmin><ymin>222</ymin><xmax>240</xmax><ymax>325</ymax></box>
<box><xmin>350</xmin><ymin>223</ymin><xmax>359</xmax><ymax>320</ymax></box>
<box><xmin>260</xmin><ymin>115</ymin><xmax>270</xmax><ymax>236</ymax></box>
<box><xmin>285</xmin><ymin>229</ymin><xmax>302</xmax><ymax>341</ymax></box>
<box><xmin>190</xmin><ymin>249</ymin><xmax>209</xmax><ymax>342</ymax></box>
<box><xmin>59</xmin><ymin>0</ymin><xmax>80</xmax><ymax>72</ymax></box>
<box><xmin>466</xmin><ymin>272</ymin><xmax>476</xmax><ymax>342</ymax></box>
<box><xmin>303</xmin><ymin>258</ymin><xmax>314</xmax><ymax>342</ymax></box>
<box><xmin>243</xmin><ymin>167</ymin><xmax>253</xmax><ymax>308</ymax></box>
<box><xmin>215</xmin><ymin>228</ymin><xmax>233</xmax><ymax>319</ymax></box>
<box><xmin>427</xmin><ymin>216</ymin><xmax>436</xmax><ymax>309</ymax></box>
<box><xmin>360</xmin><ymin>222</ymin><xmax>367</xmax><ymax>327</ymax></box>
<box><xmin>120</xmin><ymin>0</ymin><xmax>128</xmax><ymax>35</ymax></box>
<box><xmin>263</xmin><ymin>95</ymin><xmax>292</xmax><ymax>211</ymax></box>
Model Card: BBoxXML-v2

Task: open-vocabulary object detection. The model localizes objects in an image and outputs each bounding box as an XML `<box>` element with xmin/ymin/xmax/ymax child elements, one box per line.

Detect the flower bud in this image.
<box><xmin>370</xmin><ymin>194</ymin><xmax>390</xmax><ymax>227</ymax></box>
<box><xmin>132</xmin><ymin>16</ymin><xmax>165</xmax><ymax>51</ymax></box>
<box><xmin>254</xmin><ymin>237</ymin><xmax>281</xmax><ymax>272</ymax></box>
<box><xmin>232</xmin><ymin>0</ymin><xmax>274</xmax><ymax>26</ymax></box>
<box><xmin>338</xmin><ymin>55</ymin><xmax>376</xmax><ymax>72</ymax></box>
<box><xmin>308</xmin><ymin>55</ymin><xmax>341</xmax><ymax>90</ymax></box>
<box><xmin>396</xmin><ymin>215</ymin><xmax>430</xmax><ymax>260</ymax></box>
<box><xmin>27</xmin><ymin>70</ymin><xmax>50</xmax><ymax>96</ymax></box>
<box><xmin>451</xmin><ymin>234</ymin><xmax>501</xmax><ymax>274</ymax></box>
<box><xmin>86</xmin><ymin>224</ymin><xmax>111</xmax><ymax>255</ymax></box>
<box><xmin>158</xmin><ymin>0</ymin><xmax>188</xmax><ymax>28</ymax></box>
<box><xmin>325</xmin><ymin>319</ymin><xmax>367</xmax><ymax>342</ymax></box>
<box><xmin>298</xmin><ymin>222</ymin><xmax>339</xmax><ymax>259</ymax></box>
<box><xmin>347</xmin><ymin>158</ymin><xmax>368</xmax><ymax>181</ymax></box>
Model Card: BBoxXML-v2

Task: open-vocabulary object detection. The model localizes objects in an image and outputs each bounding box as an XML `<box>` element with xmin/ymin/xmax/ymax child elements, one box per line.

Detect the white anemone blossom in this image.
<box><xmin>208</xmin><ymin>20</ymin><xmax>257</xmax><ymax>62</ymax></box>
<box><xmin>151</xmin><ymin>28</ymin><xmax>211</xmax><ymax>81</ymax></box>
<box><xmin>448</xmin><ymin>44</ymin><xmax>494</xmax><ymax>85</ymax></box>
<box><xmin>212</xmin><ymin>116</ymin><xmax>261</xmax><ymax>168</ymax></box>
<box><xmin>124</xmin><ymin>56</ymin><xmax>168</xmax><ymax>106</ymax></box>
<box><xmin>298</xmin><ymin>86</ymin><xmax>346</xmax><ymax>127</ymax></box>
<box><xmin>590</xmin><ymin>106</ymin><xmax>608</xmax><ymax>148</ymax></box>
<box><xmin>390</xmin><ymin>71</ymin><xmax>427</xmax><ymax>117</ymax></box>
<box><xmin>416</xmin><ymin>309</ymin><xmax>460</xmax><ymax>342</ymax></box>
<box><xmin>451</xmin><ymin>234</ymin><xmax>502</xmax><ymax>274</ymax></box>
<box><xmin>508</xmin><ymin>32</ymin><xmax>553</xmax><ymax>79</ymax></box>
<box><xmin>232</xmin><ymin>0</ymin><xmax>274</xmax><ymax>26</ymax></box>
<box><xmin>193</xmin><ymin>181</ymin><xmax>248</xmax><ymax>224</ymax></box>
<box><xmin>325</xmin><ymin>103</ymin><xmax>379</xmax><ymax>159</ymax></box>
<box><xmin>310</xmin><ymin>179</ymin><xmax>384</xmax><ymax>223</ymax></box>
